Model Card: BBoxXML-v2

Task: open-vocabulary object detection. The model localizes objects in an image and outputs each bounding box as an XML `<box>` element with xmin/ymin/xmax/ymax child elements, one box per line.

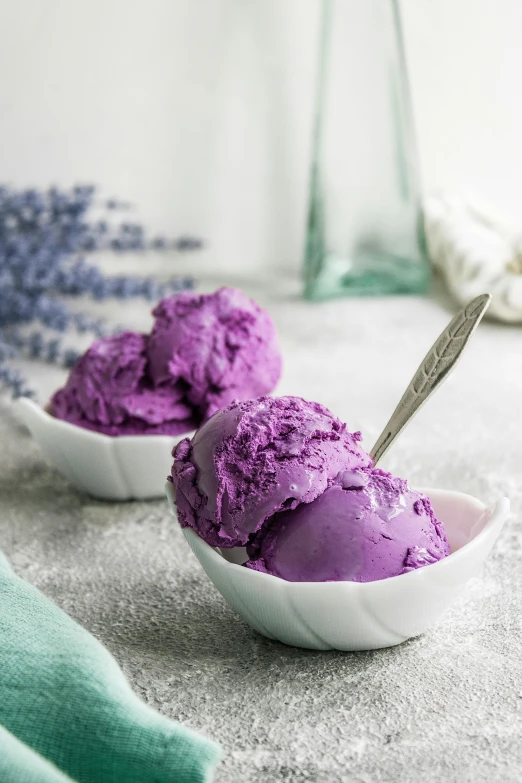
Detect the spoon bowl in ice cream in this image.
<box><xmin>166</xmin><ymin>481</ymin><xmax>509</xmax><ymax>651</ymax></box>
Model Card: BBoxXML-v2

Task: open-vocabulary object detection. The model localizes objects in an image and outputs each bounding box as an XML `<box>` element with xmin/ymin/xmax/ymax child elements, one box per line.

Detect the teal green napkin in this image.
<box><xmin>0</xmin><ymin>552</ymin><xmax>221</xmax><ymax>783</ymax></box>
<box><xmin>0</xmin><ymin>726</ymin><xmax>75</xmax><ymax>783</ymax></box>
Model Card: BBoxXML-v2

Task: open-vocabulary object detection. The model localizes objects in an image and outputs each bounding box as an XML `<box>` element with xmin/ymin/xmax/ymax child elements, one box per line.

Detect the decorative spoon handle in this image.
<box><xmin>370</xmin><ymin>293</ymin><xmax>491</xmax><ymax>466</ymax></box>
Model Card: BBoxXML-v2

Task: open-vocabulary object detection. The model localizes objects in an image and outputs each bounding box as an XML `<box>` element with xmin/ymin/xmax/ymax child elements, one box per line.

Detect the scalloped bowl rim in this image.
<box><xmin>165</xmin><ymin>480</ymin><xmax>509</xmax><ymax>589</ymax></box>
<box><xmin>15</xmin><ymin>396</ymin><xmax>195</xmax><ymax>445</ymax></box>
<box><xmin>15</xmin><ymin>397</ymin><xmax>195</xmax><ymax>500</ymax></box>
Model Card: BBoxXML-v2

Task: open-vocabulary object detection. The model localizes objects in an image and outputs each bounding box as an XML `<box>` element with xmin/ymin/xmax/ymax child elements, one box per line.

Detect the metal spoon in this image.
<box><xmin>370</xmin><ymin>293</ymin><xmax>491</xmax><ymax>466</ymax></box>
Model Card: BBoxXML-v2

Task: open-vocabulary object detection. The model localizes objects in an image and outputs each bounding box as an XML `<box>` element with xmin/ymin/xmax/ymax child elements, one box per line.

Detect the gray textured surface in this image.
<box><xmin>1</xmin><ymin>277</ymin><xmax>522</xmax><ymax>782</ymax></box>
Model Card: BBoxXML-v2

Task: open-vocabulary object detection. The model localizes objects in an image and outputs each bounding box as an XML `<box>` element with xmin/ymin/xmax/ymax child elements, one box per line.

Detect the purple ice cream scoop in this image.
<box><xmin>170</xmin><ymin>395</ymin><xmax>372</xmax><ymax>548</ymax></box>
<box><xmin>148</xmin><ymin>287</ymin><xmax>282</xmax><ymax>420</ymax></box>
<box><xmin>51</xmin><ymin>332</ymin><xmax>196</xmax><ymax>436</ymax></box>
<box><xmin>245</xmin><ymin>468</ymin><xmax>450</xmax><ymax>582</ymax></box>
<box><xmin>51</xmin><ymin>287</ymin><xmax>282</xmax><ymax>436</ymax></box>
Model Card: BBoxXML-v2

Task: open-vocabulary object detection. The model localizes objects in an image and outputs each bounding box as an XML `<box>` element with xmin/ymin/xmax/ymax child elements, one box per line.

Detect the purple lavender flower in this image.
<box><xmin>0</xmin><ymin>185</ymin><xmax>202</xmax><ymax>398</ymax></box>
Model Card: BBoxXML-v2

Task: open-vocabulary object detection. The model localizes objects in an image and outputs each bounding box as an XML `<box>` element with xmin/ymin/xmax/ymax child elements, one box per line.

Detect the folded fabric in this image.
<box><xmin>0</xmin><ymin>726</ymin><xmax>75</xmax><ymax>783</ymax></box>
<box><xmin>0</xmin><ymin>552</ymin><xmax>221</xmax><ymax>783</ymax></box>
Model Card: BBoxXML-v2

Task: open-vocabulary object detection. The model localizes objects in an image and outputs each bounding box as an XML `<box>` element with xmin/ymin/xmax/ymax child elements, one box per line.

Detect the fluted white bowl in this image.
<box><xmin>165</xmin><ymin>481</ymin><xmax>509</xmax><ymax>651</ymax></box>
<box><xmin>15</xmin><ymin>397</ymin><xmax>193</xmax><ymax>501</ymax></box>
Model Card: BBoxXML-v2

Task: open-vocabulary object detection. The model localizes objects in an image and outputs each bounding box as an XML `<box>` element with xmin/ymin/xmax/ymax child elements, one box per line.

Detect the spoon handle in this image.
<box><xmin>370</xmin><ymin>293</ymin><xmax>491</xmax><ymax>466</ymax></box>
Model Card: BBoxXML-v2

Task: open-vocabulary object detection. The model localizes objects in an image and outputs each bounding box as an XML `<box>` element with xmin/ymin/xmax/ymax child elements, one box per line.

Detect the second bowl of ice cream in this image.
<box><xmin>16</xmin><ymin>287</ymin><xmax>282</xmax><ymax>500</ymax></box>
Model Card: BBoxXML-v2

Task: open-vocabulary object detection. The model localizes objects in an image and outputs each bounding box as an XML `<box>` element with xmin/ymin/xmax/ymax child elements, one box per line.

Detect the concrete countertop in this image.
<box><xmin>1</xmin><ymin>275</ymin><xmax>521</xmax><ymax>782</ymax></box>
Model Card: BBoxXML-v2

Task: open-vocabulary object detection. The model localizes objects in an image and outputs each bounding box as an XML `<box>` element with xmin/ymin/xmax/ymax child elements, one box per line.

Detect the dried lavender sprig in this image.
<box><xmin>0</xmin><ymin>364</ymin><xmax>35</xmax><ymax>398</ymax></box>
<box><xmin>7</xmin><ymin>330</ymin><xmax>81</xmax><ymax>368</ymax></box>
<box><xmin>0</xmin><ymin>184</ymin><xmax>200</xmax><ymax>399</ymax></box>
<box><xmin>0</xmin><ymin>186</ymin><xmax>202</xmax><ymax>257</ymax></box>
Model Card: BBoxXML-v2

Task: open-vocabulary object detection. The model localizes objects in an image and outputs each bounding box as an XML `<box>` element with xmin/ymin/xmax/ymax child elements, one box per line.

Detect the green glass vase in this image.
<box><xmin>304</xmin><ymin>0</ymin><xmax>430</xmax><ymax>300</ymax></box>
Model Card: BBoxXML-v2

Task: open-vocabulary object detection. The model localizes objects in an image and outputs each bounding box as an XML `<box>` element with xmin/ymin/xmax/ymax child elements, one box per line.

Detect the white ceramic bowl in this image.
<box><xmin>16</xmin><ymin>397</ymin><xmax>193</xmax><ymax>501</ymax></box>
<box><xmin>165</xmin><ymin>482</ymin><xmax>509</xmax><ymax>651</ymax></box>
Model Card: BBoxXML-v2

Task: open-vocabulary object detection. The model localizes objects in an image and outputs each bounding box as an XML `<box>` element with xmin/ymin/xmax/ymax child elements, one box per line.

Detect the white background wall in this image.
<box><xmin>0</xmin><ymin>0</ymin><xmax>520</xmax><ymax>274</ymax></box>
